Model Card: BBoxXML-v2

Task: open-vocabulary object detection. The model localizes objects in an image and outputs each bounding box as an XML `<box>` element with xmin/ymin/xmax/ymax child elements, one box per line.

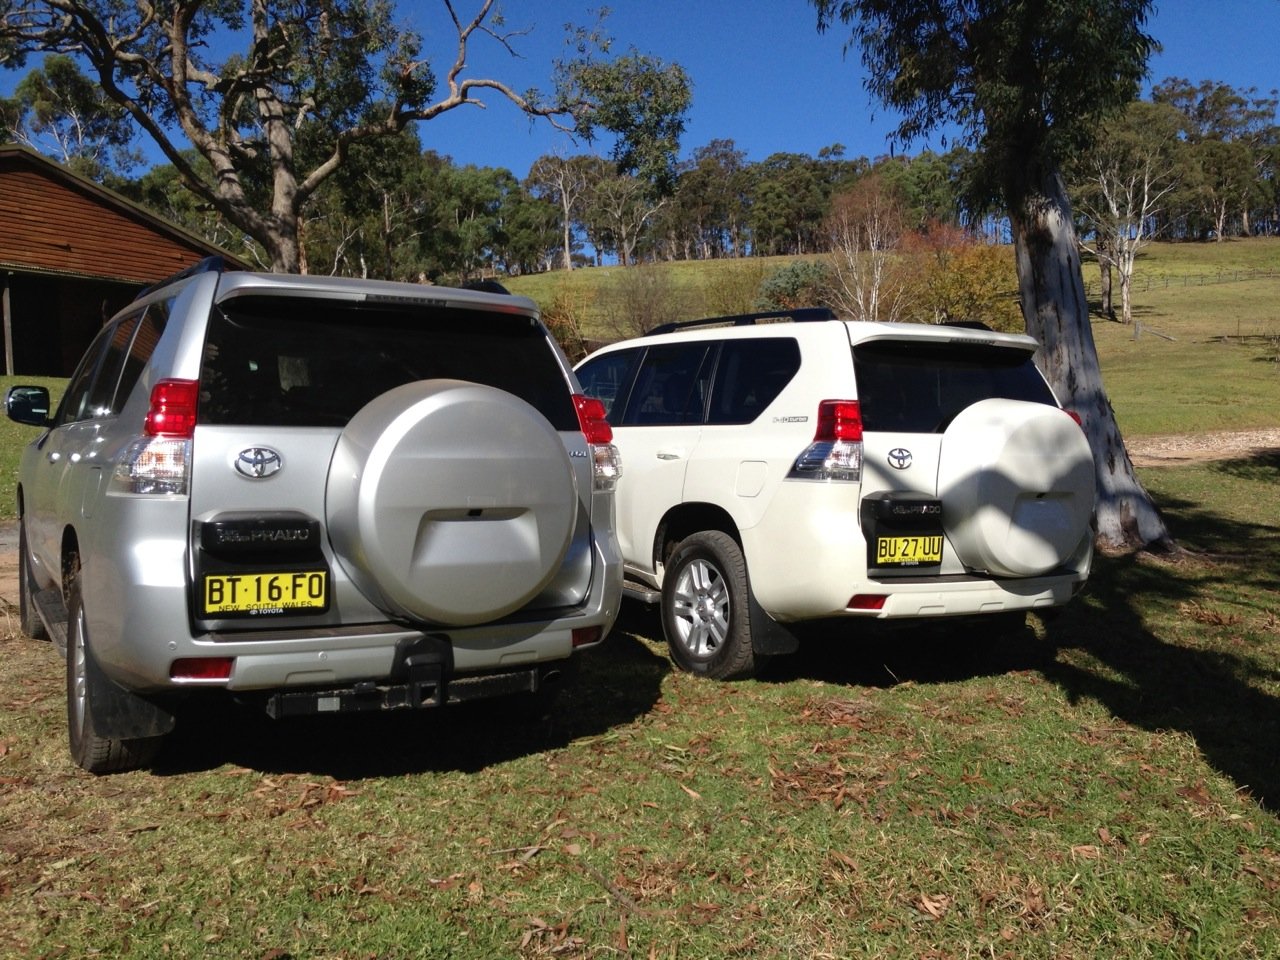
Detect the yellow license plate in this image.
<box><xmin>876</xmin><ymin>535</ymin><xmax>944</xmax><ymax>566</ymax></box>
<box><xmin>203</xmin><ymin>571</ymin><xmax>328</xmax><ymax>615</ymax></box>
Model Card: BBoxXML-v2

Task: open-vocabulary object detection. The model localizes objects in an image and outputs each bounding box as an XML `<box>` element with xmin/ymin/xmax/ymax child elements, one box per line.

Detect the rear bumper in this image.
<box><xmin>841</xmin><ymin>572</ymin><xmax>1085</xmax><ymax>619</ymax></box>
<box><xmin>86</xmin><ymin>527</ymin><xmax>622</xmax><ymax>694</ymax></box>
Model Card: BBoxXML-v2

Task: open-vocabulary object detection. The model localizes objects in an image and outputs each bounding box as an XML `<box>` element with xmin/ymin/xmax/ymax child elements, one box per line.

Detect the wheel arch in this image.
<box><xmin>653</xmin><ymin>502</ymin><xmax>742</xmax><ymax>572</ymax></box>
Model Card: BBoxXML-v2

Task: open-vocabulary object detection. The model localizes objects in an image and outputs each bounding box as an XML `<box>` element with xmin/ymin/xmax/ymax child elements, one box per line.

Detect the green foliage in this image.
<box><xmin>2</xmin><ymin>53</ymin><xmax>139</xmax><ymax>178</ymax></box>
<box><xmin>567</xmin><ymin>50</ymin><xmax>692</xmax><ymax>193</ymax></box>
<box><xmin>757</xmin><ymin>259</ymin><xmax>832</xmax><ymax>310</ymax></box>
<box><xmin>813</xmin><ymin>0</ymin><xmax>1157</xmax><ymax>204</ymax></box>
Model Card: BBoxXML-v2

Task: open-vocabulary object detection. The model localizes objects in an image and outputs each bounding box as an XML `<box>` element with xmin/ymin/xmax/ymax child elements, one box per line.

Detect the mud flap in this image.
<box><xmin>82</xmin><ymin>634</ymin><xmax>177</xmax><ymax>740</ymax></box>
<box><xmin>748</xmin><ymin>588</ymin><xmax>799</xmax><ymax>656</ymax></box>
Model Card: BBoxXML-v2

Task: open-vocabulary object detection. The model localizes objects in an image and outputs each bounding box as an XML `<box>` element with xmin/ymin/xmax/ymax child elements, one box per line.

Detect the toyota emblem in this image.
<box><xmin>887</xmin><ymin>448</ymin><xmax>913</xmax><ymax>470</ymax></box>
<box><xmin>235</xmin><ymin>447</ymin><xmax>283</xmax><ymax>479</ymax></box>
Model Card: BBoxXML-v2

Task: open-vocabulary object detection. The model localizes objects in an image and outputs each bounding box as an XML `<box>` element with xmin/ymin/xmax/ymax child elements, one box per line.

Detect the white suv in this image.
<box><xmin>575</xmin><ymin>309</ymin><xmax>1094</xmax><ymax>679</ymax></box>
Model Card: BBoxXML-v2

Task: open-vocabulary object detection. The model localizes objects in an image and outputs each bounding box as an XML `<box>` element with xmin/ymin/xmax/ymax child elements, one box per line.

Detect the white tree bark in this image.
<box><xmin>1014</xmin><ymin>169</ymin><xmax>1172</xmax><ymax>552</ymax></box>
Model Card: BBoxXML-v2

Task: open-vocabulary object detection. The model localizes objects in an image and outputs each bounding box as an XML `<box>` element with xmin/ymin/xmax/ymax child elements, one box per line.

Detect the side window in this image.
<box><xmin>84</xmin><ymin>312</ymin><xmax>144</xmax><ymax>419</ymax></box>
<box><xmin>620</xmin><ymin>342</ymin><xmax>713</xmax><ymax>427</ymax></box>
<box><xmin>53</xmin><ymin>325</ymin><xmax>117</xmax><ymax>427</ymax></box>
<box><xmin>707</xmin><ymin>338</ymin><xmax>802</xmax><ymax>425</ymax></box>
<box><xmin>576</xmin><ymin>348</ymin><xmax>641</xmax><ymax>422</ymax></box>
<box><xmin>116</xmin><ymin>299</ymin><xmax>172</xmax><ymax>410</ymax></box>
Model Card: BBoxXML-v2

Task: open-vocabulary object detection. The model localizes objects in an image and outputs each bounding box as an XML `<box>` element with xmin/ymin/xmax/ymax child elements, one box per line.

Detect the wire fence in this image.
<box><xmin>1084</xmin><ymin>266</ymin><xmax>1280</xmax><ymax>298</ymax></box>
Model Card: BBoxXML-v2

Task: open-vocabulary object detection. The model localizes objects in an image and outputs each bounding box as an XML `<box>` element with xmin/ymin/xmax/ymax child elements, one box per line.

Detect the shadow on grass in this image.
<box><xmin>152</xmin><ymin>614</ymin><xmax>670</xmax><ymax>780</ymax></box>
<box><xmin>1041</xmin><ymin>454</ymin><xmax>1280</xmax><ymax>812</ymax></box>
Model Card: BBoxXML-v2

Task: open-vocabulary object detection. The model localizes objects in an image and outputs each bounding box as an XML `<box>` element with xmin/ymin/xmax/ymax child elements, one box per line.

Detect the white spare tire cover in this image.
<box><xmin>937</xmin><ymin>398</ymin><xmax>1095</xmax><ymax>578</ymax></box>
<box><xmin>327</xmin><ymin>379</ymin><xmax>578</xmax><ymax>625</ymax></box>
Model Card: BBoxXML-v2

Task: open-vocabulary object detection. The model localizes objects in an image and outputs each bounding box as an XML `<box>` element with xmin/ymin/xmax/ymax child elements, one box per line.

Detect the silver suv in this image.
<box><xmin>575</xmin><ymin>309</ymin><xmax>1094</xmax><ymax>680</ymax></box>
<box><xmin>8</xmin><ymin>261</ymin><xmax>623</xmax><ymax>773</ymax></box>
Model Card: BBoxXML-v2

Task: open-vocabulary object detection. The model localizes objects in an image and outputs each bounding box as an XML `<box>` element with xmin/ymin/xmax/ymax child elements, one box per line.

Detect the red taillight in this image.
<box><xmin>145</xmin><ymin>379</ymin><xmax>200</xmax><ymax>438</ymax></box>
<box><xmin>170</xmin><ymin>657</ymin><xmax>233</xmax><ymax>681</ymax></box>
<box><xmin>1064</xmin><ymin>409</ymin><xmax>1083</xmax><ymax>427</ymax></box>
<box><xmin>815</xmin><ymin>400</ymin><xmax>862</xmax><ymax>442</ymax></box>
<box><xmin>573</xmin><ymin>394</ymin><xmax>613</xmax><ymax>444</ymax></box>
<box><xmin>847</xmin><ymin>594</ymin><xmax>887</xmax><ymax>611</ymax></box>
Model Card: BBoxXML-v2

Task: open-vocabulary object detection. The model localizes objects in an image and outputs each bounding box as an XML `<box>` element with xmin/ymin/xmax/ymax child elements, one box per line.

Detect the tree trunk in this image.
<box><xmin>1011</xmin><ymin>168</ymin><xmax>1172</xmax><ymax>553</ymax></box>
<box><xmin>1098</xmin><ymin>255</ymin><xmax>1115</xmax><ymax>321</ymax></box>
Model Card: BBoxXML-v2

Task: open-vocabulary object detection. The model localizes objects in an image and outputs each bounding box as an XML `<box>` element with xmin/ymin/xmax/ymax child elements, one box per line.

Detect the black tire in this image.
<box><xmin>18</xmin><ymin>521</ymin><xmax>47</xmax><ymax>641</ymax></box>
<box><xmin>65</xmin><ymin>560</ymin><xmax>161</xmax><ymax>774</ymax></box>
<box><xmin>661</xmin><ymin>531</ymin><xmax>759</xmax><ymax>680</ymax></box>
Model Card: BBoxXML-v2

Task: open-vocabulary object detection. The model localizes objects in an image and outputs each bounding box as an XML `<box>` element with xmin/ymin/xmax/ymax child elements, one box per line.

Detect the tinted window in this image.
<box><xmin>201</xmin><ymin>297</ymin><xmax>576</xmax><ymax>430</ymax></box>
<box><xmin>54</xmin><ymin>324</ymin><xmax>116</xmax><ymax>426</ymax></box>
<box><xmin>853</xmin><ymin>340</ymin><xmax>1056</xmax><ymax>433</ymax></box>
<box><xmin>576</xmin><ymin>348</ymin><xmax>641</xmax><ymax>422</ymax></box>
<box><xmin>116</xmin><ymin>299</ymin><xmax>172</xmax><ymax>409</ymax></box>
<box><xmin>707</xmin><ymin>338</ymin><xmax>801</xmax><ymax>425</ymax></box>
<box><xmin>84</xmin><ymin>313</ymin><xmax>144</xmax><ymax>418</ymax></box>
<box><xmin>619</xmin><ymin>343</ymin><xmax>713</xmax><ymax>426</ymax></box>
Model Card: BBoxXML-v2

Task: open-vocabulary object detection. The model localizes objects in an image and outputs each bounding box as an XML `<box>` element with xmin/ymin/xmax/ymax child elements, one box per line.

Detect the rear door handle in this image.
<box><xmin>656</xmin><ymin>449</ymin><xmax>685</xmax><ymax>461</ymax></box>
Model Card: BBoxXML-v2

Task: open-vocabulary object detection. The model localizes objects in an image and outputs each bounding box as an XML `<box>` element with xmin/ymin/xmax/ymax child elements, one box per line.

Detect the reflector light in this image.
<box><xmin>572</xmin><ymin>626</ymin><xmax>602</xmax><ymax>648</ymax></box>
<box><xmin>847</xmin><ymin>594</ymin><xmax>887</xmax><ymax>611</ymax></box>
<box><xmin>170</xmin><ymin>657</ymin><xmax>233</xmax><ymax>681</ymax></box>
<box><xmin>815</xmin><ymin>400</ymin><xmax>862</xmax><ymax>442</ymax></box>
<box><xmin>573</xmin><ymin>394</ymin><xmax>613</xmax><ymax>444</ymax></box>
<box><xmin>145</xmin><ymin>379</ymin><xmax>200</xmax><ymax>438</ymax></box>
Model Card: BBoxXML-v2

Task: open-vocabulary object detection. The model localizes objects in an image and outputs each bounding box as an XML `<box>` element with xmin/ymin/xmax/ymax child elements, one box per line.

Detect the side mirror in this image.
<box><xmin>7</xmin><ymin>385</ymin><xmax>51</xmax><ymax>427</ymax></box>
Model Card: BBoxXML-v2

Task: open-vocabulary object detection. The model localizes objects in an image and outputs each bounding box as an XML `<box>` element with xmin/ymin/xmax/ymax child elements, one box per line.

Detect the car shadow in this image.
<box><xmin>761</xmin><ymin>615</ymin><xmax>1057</xmax><ymax>689</ymax></box>
<box><xmin>152</xmin><ymin>620</ymin><xmax>670</xmax><ymax>779</ymax></box>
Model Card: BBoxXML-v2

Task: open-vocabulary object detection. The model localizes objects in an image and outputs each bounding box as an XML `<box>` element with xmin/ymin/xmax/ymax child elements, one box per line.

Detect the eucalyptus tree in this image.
<box><xmin>2</xmin><ymin>52</ymin><xmax>138</xmax><ymax>178</ymax></box>
<box><xmin>0</xmin><ymin>1</ymin><xmax>690</xmax><ymax>274</ymax></box>
<box><xmin>1070</xmin><ymin>100</ymin><xmax>1183</xmax><ymax>324</ymax></box>
<box><xmin>812</xmin><ymin>0</ymin><xmax>1170</xmax><ymax>552</ymax></box>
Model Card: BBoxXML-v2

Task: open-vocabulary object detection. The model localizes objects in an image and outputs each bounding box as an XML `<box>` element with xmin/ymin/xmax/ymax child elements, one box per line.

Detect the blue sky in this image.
<box><xmin>419</xmin><ymin>0</ymin><xmax>1280</xmax><ymax>176</ymax></box>
<box><xmin>4</xmin><ymin>1</ymin><xmax>1278</xmax><ymax>177</ymax></box>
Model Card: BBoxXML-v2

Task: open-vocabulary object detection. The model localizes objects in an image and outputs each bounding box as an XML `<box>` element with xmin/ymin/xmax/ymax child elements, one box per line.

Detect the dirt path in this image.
<box><xmin>1124</xmin><ymin>427</ymin><xmax>1280</xmax><ymax>468</ymax></box>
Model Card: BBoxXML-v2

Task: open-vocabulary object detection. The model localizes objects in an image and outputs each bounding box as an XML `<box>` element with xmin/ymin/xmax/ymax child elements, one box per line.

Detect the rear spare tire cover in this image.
<box><xmin>327</xmin><ymin>379</ymin><xmax>578</xmax><ymax>625</ymax></box>
<box><xmin>937</xmin><ymin>398</ymin><xmax>1095</xmax><ymax>578</ymax></box>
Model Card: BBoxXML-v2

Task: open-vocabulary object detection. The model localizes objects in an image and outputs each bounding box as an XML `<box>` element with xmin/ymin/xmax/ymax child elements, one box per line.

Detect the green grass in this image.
<box><xmin>2</xmin><ymin>452</ymin><xmax>1279</xmax><ymax>957</ymax></box>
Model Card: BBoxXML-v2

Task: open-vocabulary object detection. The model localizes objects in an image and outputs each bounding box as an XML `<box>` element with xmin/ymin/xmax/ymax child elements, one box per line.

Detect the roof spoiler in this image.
<box><xmin>134</xmin><ymin>256</ymin><xmax>228</xmax><ymax>300</ymax></box>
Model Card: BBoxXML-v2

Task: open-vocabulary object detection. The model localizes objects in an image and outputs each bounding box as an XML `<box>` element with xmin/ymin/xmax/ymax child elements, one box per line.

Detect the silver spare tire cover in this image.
<box><xmin>937</xmin><ymin>398</ymin><xmax>1095</xmax><ymax>578</ymax></box>
<box><xmin>327</xmin><ymin>379</ymin><xmax>578</xmax><ymax>625</ymax></box>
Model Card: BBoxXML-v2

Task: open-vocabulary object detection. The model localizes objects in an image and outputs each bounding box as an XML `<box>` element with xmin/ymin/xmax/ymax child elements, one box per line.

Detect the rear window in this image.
<box><xmin>853</xmin><ymin>339</ymin><xmax>1056</xmax><ymax>433</ymax></box>
<box><xmin>200</xmin><ymin>296</ymin><xmax>575</xmax><ymax>430</ymax></box>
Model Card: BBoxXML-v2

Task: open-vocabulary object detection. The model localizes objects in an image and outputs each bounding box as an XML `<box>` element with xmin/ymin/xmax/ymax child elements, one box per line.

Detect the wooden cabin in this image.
<box><xmin>0</xmin><ymin>145</ymin><xmax>246</xmax><ymax>376</ymax></box>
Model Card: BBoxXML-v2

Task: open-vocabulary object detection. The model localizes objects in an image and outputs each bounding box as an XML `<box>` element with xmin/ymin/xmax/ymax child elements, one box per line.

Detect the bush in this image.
<box><xmin>599</xmin><ymin>263</ymin><xmax>684</xmax><ymax>339</ymax></box>
<box><xmin>757</xmin><ymin>260</ymin><xmax>832</xmax><ymax>311</ymax></box>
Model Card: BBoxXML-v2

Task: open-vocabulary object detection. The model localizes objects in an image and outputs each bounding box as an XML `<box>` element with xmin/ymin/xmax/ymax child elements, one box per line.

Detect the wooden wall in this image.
<box><xmin>0</xmin><ymin>159</ymin><xmax>208</xmax><ymax>283</ymax></box>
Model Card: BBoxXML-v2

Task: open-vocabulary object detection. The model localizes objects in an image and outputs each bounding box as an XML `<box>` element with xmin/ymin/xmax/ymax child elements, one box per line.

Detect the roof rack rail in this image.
<box><xmin>646</xmin><ymin>306</ymin><xmax>837</xmax><ymax>336</ymax></box>
<box><xmin>134</xmin><ymin>256</ymin><xmax>228</xmax><ymax>300</ymax></box>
